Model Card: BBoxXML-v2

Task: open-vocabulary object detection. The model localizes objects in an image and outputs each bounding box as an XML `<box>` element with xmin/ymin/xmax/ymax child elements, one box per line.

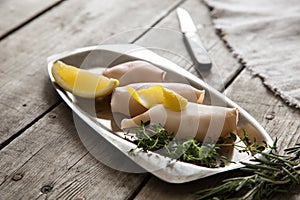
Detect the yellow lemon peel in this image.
<box><xmin>162</xmin><ymin>88</ymin><xmax>188</xmax><ymax>111</ymax></box>
<box><xmin>126</xmin><ymin>85</ymin><xmax>163</xmax><ymax>109</ymax></box>
<box><xmin>126</xmin><ymin>85</ymin><xmax>187</xmax><ymax>111</ymax></box>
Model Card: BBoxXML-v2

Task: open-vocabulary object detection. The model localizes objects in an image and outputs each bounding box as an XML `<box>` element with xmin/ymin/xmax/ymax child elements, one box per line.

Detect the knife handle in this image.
<box><xmin>184</xmin><ymin>32</ymin><xmax>212</xmax><ymax>71</ymax></box>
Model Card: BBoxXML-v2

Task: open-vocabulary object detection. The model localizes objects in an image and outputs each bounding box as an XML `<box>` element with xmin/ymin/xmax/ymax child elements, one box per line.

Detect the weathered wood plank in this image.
<box><xmin>0</xmin><ymin>0</ymin><xmax>61</xmax><ymax>38</ymax></box>
<box><xmin>135</xmin><ymin>0</ymin><xmax>242</xmax><ymax>91</ymax></box>
<box><xmin>0</xmin><ymin>0</ymin><xmax>183</xmax><ymax>145</ymax></box>
<box><xmin>225</xmin><ymin>71</ymin><xmax>300</xmax><ymax>154</ymax></box>
<box><xmin>0</xmin><ymin>104</ymin><xmax>148</xmax><ymax>200</ymax></box>
<box><xmin>132</xmin><ymin>172</ymin><xmax>252</xmax><ymax>200</ymax></box>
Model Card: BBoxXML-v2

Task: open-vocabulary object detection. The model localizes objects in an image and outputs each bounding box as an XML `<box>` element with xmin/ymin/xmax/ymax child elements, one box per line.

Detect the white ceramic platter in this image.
<box><xmin>47</xmin><ymin>44</ymin><xmax>273</xmax><ymax>183</ymax></box>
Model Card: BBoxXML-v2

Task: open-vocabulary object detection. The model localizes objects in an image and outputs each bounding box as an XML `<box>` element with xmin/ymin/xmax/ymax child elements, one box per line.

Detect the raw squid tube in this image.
<box><xmin>111</xmin><ymin>83</ymin><xmax>205</xmax><ymax>117</ymax></box>
<box><xmin>121</xmin><ymin>103</ymin><xmax>238</xmax><ymax>142</ymax></box>
<box><xmin>102</xmin><ymin>60</ymin><xmax>166</xmax><ymax>86</ymax></box>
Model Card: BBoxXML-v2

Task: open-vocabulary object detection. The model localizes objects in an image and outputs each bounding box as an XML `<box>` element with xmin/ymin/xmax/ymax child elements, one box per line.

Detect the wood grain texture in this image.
<box><xmin>0</xmin><ymin>0</ymin><xmax>182</xmax><ymax>145</ymax></box>
<box><xmin>0</xmin><ymin>104</ymin><xmax>148</xmax><ymax>199</ymax></box>
<box><xmin>135</xmin><ymin>0</ymin><xmax>242</xmax><ymax>91</ymax></box>
<box><xmin>0</xmin><ymin>0</ymin><xmax>61</xmax><ymax>38</ymax></box>
<box><xmin>224</xmin><ymin>70</ymin><xmax>300</xmax><ymax>155</ymax></box>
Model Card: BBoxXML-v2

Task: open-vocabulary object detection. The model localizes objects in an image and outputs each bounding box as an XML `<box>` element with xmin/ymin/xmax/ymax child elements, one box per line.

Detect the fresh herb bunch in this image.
<box><xmin>127</xmin><ymin>121</ymin><xmax>300</xmax><ymax>199</ymax></box>
<box><xmin>195</xmin><ymin>141</ymin><xmax>300</xmax><ymax>200</ymax></box>
<box><xmin>130</xmin><ymin>121</ymin><xmax>173</xmax><ymax>151</ymax></box>
<box><xmin>127</xmin><ymin>121</ymin><xmax>263</xmax><ymax>168</ymax></box>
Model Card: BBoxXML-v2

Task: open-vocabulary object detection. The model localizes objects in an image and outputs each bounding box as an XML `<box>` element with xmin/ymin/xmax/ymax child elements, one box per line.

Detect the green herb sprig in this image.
<box><xmin>127</xmin><ymin>121</ymin><xmax>266</xmax><ymax>168</ymax></box>
<box><xmin>195</xmin><ymin>141</ymin><xmax>300</xmax><ymax>200</ymax></box>
<box><xmin>128</xmin><ymin>121</ymin><xmax>232</xmax><ymax>168</ymax></box>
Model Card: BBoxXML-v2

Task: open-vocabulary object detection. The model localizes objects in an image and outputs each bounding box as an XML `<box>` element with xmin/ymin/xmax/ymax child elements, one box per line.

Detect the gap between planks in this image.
<box><xmin>0</xmin><ymin>0</ymin><xmax>66</xmax><ymax>41</ymax></box>
<box><xmin>0</xmin><ymin>101</ymin><xmax>61</xmax><ymax>150</ymax></box>
<box><xmin>130</xmin><ymin>0</ymin><xmax>187</xmax><ymax>44</ymax></box>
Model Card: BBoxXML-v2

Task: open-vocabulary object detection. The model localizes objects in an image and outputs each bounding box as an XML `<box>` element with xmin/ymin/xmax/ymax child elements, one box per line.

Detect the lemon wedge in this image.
<box><xmin>162</xmin><ymin>88</ymin><xmax>188</xmax><ymax>111</ymax></box>
<box><xmin>126</xmin><ymin>85</ymin><xmax>164</xmax><ymax>109</ymax></box>
<box><xmin>126</xmin><ymin>85</ymin><xmax>187</xmax><ymax>111</ymax></box>
<box><xmin>52</xmin><ymin>61</ymin><xmax>119</xmax><ymax>98</ymax></box>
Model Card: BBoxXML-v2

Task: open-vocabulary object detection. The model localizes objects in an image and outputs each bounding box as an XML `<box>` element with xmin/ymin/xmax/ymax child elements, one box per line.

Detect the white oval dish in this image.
<box><xmin>47</xmin><ymin>44</ymin><xmax>273</xmax><ymax>183</ymax></box>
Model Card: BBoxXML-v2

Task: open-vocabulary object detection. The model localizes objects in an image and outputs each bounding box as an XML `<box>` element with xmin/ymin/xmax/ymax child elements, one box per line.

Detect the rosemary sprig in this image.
<box><xmin>285</xmin><ymin>143</ymin><xmax>300</xmax><ymax>161</ymax></box>
<box><xmin>195</xmin><ymin>140</ymin><xmax>300</xmax><ymax>200</ymax></box>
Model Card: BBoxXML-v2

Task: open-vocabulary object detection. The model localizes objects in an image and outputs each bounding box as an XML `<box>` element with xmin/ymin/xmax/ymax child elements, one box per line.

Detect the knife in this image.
<box><xmin>176</xmin><ymin>7</ymin><xmax>212</xmax><ymax>71</ymax></box>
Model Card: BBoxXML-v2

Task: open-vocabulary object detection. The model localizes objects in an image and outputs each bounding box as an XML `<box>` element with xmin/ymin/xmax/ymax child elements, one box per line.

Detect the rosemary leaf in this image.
<box><xmin>195</xmin><ymin>141</ymin><xmax>300</xmax><ymax>199</ymax></box>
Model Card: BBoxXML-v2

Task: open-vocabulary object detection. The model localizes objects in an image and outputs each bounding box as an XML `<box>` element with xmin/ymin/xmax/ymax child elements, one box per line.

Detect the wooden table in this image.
<box><xmin>0</xmin><ymin>0</ymin><xmax>299</xmax><ymax>199</ymax></box>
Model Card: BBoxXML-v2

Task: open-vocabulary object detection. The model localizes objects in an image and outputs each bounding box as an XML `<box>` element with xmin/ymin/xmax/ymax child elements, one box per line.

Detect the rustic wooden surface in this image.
<box><xmin>135</xmin><ymin>0</ymin><xmax>242</xmax><ymax>91</ymax></box>
<box><xmin>0</xmin><ymin>0</ymin><xmax>299</xmax><ymax>199</ymax></box>
<box><xmin>0</xmin><ymin>0</ymin><xmax>63</xmax><ymax>38</ymax></box>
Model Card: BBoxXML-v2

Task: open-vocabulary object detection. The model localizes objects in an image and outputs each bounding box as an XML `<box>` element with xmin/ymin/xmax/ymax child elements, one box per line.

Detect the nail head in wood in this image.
<box><xmin>40</xmin><ymin>185</ymin><xmax>53</xmax><ymax>193</ymax></box>
<box><xmin>12</xmin><ymin>173</ymin><xmax>23</xmax><ymax>181</ymax></box>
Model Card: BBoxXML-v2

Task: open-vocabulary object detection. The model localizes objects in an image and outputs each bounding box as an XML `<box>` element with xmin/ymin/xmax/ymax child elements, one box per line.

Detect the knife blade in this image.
<box><xmin>176</xmin><ymin>7</ymin><xmax>212</xmax><ymax>71</ymax></box>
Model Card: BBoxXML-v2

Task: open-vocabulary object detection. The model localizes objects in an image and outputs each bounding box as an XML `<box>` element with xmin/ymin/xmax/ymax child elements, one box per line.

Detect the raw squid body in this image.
<box><xmin>121</xmin><ymin>103</ymin><xmax>238</xmax><ymax>141</ymax></box>
<box><xmin>102</xmin><ymin>60</ymin><xmax>166</xmax><ymax>86</ymax></box>
<box><xmin>111</xmin><ymin>83</ymin><xmax>205</xmax><ymax>117</ymax></box>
